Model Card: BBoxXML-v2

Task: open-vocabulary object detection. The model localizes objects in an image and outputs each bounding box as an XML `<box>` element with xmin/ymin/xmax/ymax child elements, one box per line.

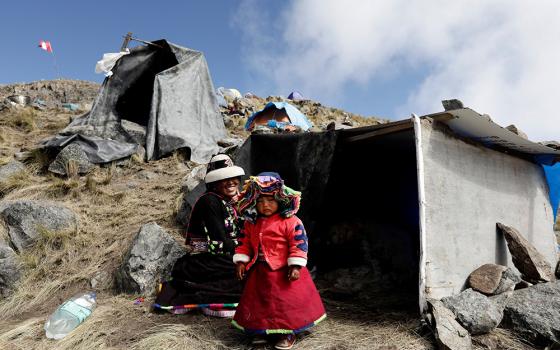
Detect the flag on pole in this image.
<box><xmin>38</xmin><ymin>40</ymin><xmax>53</xmax><ymax>53</ymax></box>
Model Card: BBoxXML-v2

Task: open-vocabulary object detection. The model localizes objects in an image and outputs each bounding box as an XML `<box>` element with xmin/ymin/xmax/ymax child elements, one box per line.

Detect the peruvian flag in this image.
<box><xmin>38</xmin><ymin>40</ymin><xmax>53</xmax><ymax>53</ymax></box>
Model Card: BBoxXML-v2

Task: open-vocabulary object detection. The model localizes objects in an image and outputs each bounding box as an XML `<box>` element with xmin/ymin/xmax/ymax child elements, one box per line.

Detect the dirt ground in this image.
<box><xmin>0</xmin><ymin>105</ymin><xmax>542</xmax><ymax>349</ymax></box>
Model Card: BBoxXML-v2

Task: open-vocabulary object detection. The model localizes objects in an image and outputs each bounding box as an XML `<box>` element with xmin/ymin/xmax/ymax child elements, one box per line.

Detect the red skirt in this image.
<box><xmin>232</xmin><ymin>262</ymin><xmax>326</xmax><ymax>334</ymax></box>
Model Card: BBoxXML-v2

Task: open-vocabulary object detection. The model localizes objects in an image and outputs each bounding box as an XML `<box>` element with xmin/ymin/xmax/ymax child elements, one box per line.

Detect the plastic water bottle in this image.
<box><xmin>44</xmin><ymin>292</ymin><xmax>96</xmax><ymax>339</ymax></box>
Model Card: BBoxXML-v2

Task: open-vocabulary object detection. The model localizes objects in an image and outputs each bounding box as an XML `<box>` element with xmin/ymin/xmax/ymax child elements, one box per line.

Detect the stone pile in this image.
<box><xmin>428</xmin><ymin>223</ymin><xmax>559</xmax><ymax>349</ymax></box>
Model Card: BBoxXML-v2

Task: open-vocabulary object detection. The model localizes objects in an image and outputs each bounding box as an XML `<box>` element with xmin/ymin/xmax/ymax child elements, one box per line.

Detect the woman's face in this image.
<box><xmin>256</xmin><ymin>195</ymin><xmax>279</xmax><ymax>216</ymax></box>
<box><xmin>214</xmin><ymin>177</ymin><xmax>240</xmax><ymax>199</ymax></box>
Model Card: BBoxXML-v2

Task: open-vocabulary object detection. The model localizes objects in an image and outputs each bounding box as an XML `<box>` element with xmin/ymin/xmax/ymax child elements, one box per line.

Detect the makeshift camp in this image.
<box><xmin>44</xmin><ymin>40</ymin><xmax>226</xmax><ymax>163</ymax></box>
<box><xmin>179</xmin><ymin>104</ymin><xmax>560</xmax><ymax>314</ymax></box>
<box><xmin>245</xmin><ymin>101</ymin><xmax>312</xmax><ymax>131</ymax></box>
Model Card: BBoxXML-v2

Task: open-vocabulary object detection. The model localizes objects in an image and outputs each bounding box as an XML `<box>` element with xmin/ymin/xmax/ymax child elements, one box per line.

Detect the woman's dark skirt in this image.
<box><xmin>154</xmin><ymin>252</ymin><xmax>242</xmax><ymax>311</ymax></box>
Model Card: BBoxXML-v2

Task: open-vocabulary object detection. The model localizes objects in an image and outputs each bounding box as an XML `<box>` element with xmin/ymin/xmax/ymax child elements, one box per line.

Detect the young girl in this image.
<box><xmin>232</xmin><ymin>172</ymin><xmax>326</xmax><ymax>349</ymax></box>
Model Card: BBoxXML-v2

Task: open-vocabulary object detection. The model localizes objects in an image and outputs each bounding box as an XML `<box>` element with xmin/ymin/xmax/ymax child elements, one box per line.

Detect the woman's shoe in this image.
<box><xmin>274</xmin><ymin>334</ymin><xmax>296</xmax><ymax>350</ymax></box>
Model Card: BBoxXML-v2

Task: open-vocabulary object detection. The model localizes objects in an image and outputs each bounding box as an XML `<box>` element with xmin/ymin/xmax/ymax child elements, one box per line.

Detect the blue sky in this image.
<box><xmin>1</xmin><ymin>1</ymin><xmax>559</xmax><ymax>140</ymax></box>
<box><xmin>0</xmin><ymin>1</ymin><xmax>422</xmax><ymax>121</ymax></box>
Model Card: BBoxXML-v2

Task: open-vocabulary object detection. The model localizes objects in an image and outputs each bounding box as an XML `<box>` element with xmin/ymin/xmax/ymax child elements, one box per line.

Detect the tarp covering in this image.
<box><xmin>543</xmin><ymin>163</ymin><xmax>560</xmax><ymax>221</ymax></box>
<box><xmin>245</xmin><ymin>102</ymin><xmax>312</xmax><ymax>131</ymax></box>
<box><xmin>178</xmin><ymin>131</ymin><xmax>338</xmax><ymax>232</ymax></box>
<box><xmin>44</xmin><ymin>39</ymin><xmax>226</xmax><ymax>163</ymax></box>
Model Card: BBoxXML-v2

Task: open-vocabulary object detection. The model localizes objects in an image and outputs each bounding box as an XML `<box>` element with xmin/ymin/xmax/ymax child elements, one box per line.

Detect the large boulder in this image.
<box><xmin>496</xmin><ymin>223</ymin><xmax>555</xmax><ymax>283</ymax></box>
<box><xmin>0</xmin><ymin>200</ymin><xmax>78</xmax><ymax>252</ymax></box>
<box><xmin>115</xmin><ymin>222</ymin><xmax>185</xmax><ymax>296</ymax></box>
<box><xmin>502</xmin><ymin>281</ymin><xmax>560</xmax><ymax>346</ymax></box>
<box><xmin>468</xmin><ymin>264</ymin><xmax>521</xmax><ymax>295</ymax></box>
<box><xmin>121</xmin><ymin>120</ymin><xmax>146</xmax><ymax>146</ymax></box>
<box><xmin>177</xmin><ymin>182</ymin><xmax>206</xmax><ymax>226</ymax></box>
<box><xmin>48</xmin><ymin>143</ymin><xmax>94</xmax><ymax>176</ymax></box>
<box><xmin>0</xmin><ymin>161</ymin><xmax>26</xmax><ymax>183</ymax></box>
<box><xmin>181</xmin><ymin>164</ymin><xmax>206</xmax><ymax>193</ymax></box>
<box><xmin>428</xmin><ymin>299</ymin><xmax>472</xmax><ymax>350</ymax></box>
<box><xmin>0</xmin><ymin>242</ymin><xmax>22</xmax><ymax>297</ymax></box>
<box><xmin>442</xmin><ymin>289</ymin><xmax>503</xmax><ymax>335</ymax></box>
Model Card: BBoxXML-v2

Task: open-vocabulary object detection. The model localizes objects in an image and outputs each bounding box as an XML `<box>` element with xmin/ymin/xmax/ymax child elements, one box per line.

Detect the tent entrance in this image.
<box><xmin>313</xmin><ymin>127</ymin><xmax>420</xmax><ymax>310</ymax></box>
<box><xmin>113</xmin><ymin>41</ymin><xmax>179</xmax><ymax>127</ymax></box>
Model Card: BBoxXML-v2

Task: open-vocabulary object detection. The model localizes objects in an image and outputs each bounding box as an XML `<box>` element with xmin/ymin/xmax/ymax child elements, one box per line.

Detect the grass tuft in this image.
<box><xmin>22</xmin><ymin>148</ymin><xmax>55</xmax><ymax>174</ymax></box>
<box><xmin>45</xmin><ymin>177</ymin><xmax>80</xmax><ymax>198</ymax></box>
<box><xmin>0</xmin><ymin>170</ymin><xmax>32</xmax><ymax>197</ymax></box>
<box><xmin>0</xmin><ymin>108</ymin><xmax>37</xmax><ymax>132</ymax></box>
<box><xmin>66</xmin><ymin>159</ymin><xmax>79</xmax><ymax>179</ymax></box>
<box><xmin>102</xmin><ymin>163</ymin><xmax>116</xmax><ymax>185</ymax></box>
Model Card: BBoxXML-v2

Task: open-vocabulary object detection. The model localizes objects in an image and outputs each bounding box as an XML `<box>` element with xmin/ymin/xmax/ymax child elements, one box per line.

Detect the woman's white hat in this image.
<box><xmin>205</xmin><ymin>154</ymin><xmax>245</xmax><ymax>184</ymax></box>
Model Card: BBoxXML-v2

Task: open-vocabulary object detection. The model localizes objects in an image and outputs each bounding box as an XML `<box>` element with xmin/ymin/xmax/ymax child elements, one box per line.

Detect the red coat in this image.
<box><xmin>233</xmin><ymin>213</ymin><xmax>308</xmax><ymax>271</ymax></box>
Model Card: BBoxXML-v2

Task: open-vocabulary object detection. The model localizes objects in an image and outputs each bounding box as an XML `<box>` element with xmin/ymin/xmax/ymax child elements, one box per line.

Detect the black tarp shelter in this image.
<box><xmin>44</xmin><ymin>39</ymin><xmax>226</xmax><ymax>163</ymax></box>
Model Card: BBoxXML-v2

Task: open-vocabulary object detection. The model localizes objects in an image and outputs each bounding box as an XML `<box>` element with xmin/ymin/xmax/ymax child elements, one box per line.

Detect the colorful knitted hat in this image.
<box><xmin>237</xmin><ymin>172</ymin><xmax>301</xmax><ymax>221</ymax></box>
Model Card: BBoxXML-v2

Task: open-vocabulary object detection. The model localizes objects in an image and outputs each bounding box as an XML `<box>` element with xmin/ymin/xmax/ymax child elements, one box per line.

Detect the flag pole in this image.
<box><xmin>49</xmin><ymin>47</ymin><xmax>67</xmax><ymax>103</ymax></box>
<box><xmin>50</xmin><ymin>47</ymin><xmax>62</xmax><ymax>80</ymax></box>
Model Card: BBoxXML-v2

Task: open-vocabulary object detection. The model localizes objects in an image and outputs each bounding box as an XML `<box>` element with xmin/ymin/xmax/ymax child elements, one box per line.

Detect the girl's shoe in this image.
<box><xmin>274</xmin><ymin>334</ymin><xmax>296</xmax><ymax>350</ymax></box>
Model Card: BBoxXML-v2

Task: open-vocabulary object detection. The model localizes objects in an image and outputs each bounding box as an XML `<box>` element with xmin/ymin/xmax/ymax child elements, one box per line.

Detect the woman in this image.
<box><xmin>154</xmin><ymin>154</ymin><xmax>245</xmax><ymax>317</ymax></box>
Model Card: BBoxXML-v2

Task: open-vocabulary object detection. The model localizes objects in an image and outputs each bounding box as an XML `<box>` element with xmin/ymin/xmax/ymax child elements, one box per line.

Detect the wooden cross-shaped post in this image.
<box><xmin>120</xmin><ymin>32</ymin><xmax>133</xmax><ymax>51</ymax></box>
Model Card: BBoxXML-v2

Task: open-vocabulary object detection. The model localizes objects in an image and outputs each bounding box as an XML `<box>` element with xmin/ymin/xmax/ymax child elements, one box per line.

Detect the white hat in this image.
<box><xmin>204</xmin><ymin>154</ymin><xmax>245</xmax><ymax>184</ymax></box>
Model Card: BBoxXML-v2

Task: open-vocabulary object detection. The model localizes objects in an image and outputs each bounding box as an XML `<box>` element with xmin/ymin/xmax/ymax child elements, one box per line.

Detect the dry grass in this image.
<box><xmin>0</xmin><ymin>169</ymin><xmax>33</xmax><ymax>197</ymax></box>
<box><xmin>45</xmin><ymin>177</ymin><xmax>80</xmax><ymax>198</ymax></box>
<box><xmin>0</xmin><ymin>108</ymin><xmax>38</xmax><ymax>132</ymax></box>
<box><xmin>22</xmin><ymin>148</ymin><xmax>55</xmax><ymax>174</ymax></box>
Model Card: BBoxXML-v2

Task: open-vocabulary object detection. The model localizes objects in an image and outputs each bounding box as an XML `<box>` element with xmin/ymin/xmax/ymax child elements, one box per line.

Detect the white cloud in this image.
<box><xmin>236</xmin><ymin>0</ymin><xmax>560</xmax><ymax>141</ymax></box>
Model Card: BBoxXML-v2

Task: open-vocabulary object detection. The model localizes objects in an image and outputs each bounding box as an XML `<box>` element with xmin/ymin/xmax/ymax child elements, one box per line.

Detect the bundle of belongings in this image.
<box><xmin>245</xmin><ymin>102</ymin><xmax>312</xmax><ymax>134</ymax></box>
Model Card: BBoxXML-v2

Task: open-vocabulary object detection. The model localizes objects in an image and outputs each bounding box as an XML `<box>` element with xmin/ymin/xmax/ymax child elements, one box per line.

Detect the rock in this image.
<box><xmin>136</xmin><ymin>170</ymin><xmax>157</xmax><ymax>180</ymax></box>
<box><xmin>6</xmin><ymin>95</ymin><xmax>31</xmax><ymax>106</ymax></box>
<box><xmin>494</xmin><ymin>267</ymin><xmax>522</xmax><ymax>295</ymax></box>
<box><xmin>428</xmin><ymin>299</ymin><xmax>472</xmax><ymax>350</ymax></box>
<box><xmin>515</xmin><ymin>280</ymin><xmax>532</xmax><ymax>290</ymax></box>
<box><xmin>181</xmin><ymin>165</ymin><xmax>207</xmax><ymax>193</ymax></box>
<box><xmin>0</xmin><ymin>200</ymin><xmax>78</xmax><ymax>252</ymax></box>
<box><xmin>90</xmin><ymin>270</ymin><xmax>110</xmax><ymax>290</ymax></box>
<box><xmin>442</xmin><ymin>289</ymin><xmax>503</xmax><ymax>335</ymax></box>
<box><xmin>442</xmin><ymin>99</ymin><xmax>464</xmax><ymax>111</ymax></box>
<box><xmin>223</xmin><ymin>115</ymin><xmax>234</xmax><ymax>128</ymax></box>
<box><xmin>540</xmin><ymin>141</ymin><xmax>560</xmax><ymax>150</ymax></box>
<box><xmin>468</xmin><ymin>264</ymin><xmax>522</xmax><ymax>295</ymax></box>
<box><xmin>468</xmin><ymin>264</ymin><xmax>507</xmax><ymax>295</ymax></box>
<box><xmin>115</xmin><ymin>222</ymin><xmax>186</xmax><ymax>296</ymax></box>
<box><xmin>505</xmin><ymin>125</ymin><xmax>528</xmax><ymax>139</ymax></box>
<box><xmin>121</xmin><ymin>119</ymin><xmax>147</xmax><ymax>146</ymax></box>
<box><xmin>217</xmin><ymin>137</ymin><xmax>244</xmax><ymax>148</ymax></box>
<box><xmin>48</xmin><ymin>143</ymin><xmax>94</xmax><ymax>176</ymax></box>
<box><xmin>502</xmin><ymin>281</ymin><xmax>560</xmax><ymax>346</ymax></box>
<box><xmin>0</xmin><ymin>243</ymin><xmax>23</xmax><ymax>297</ymax></box>
<box><xmin>176</xmin><ymin>182</ymin><xmax>206</xmax><ymax>226</ymax></box>
<box><xmin>497</xmin><ymin>223</ymin><xmax>555</xmax><ymax>283</ymax></box>
<box><xmin>0</xmin><ymin>160</ymin><xmax>26</xmax><ymax>182</ymax></box>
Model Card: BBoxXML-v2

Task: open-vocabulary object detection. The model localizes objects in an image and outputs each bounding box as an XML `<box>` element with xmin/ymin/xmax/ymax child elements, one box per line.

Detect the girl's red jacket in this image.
<box><xmin>233</xmin><ymin>213</ymin><xmax>308</xmax><ymax>270</ymax></box>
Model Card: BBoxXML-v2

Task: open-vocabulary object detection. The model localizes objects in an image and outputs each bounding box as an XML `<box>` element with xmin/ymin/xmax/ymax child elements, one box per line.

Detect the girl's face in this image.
<box><xmin>256</xmin><ymin>195</ymin><xmax>279</xmax><ymax>216</ymax></box>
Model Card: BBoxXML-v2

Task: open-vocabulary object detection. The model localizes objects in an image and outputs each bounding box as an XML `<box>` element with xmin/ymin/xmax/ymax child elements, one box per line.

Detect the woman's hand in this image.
<box><xmin>236</xmin><ymin>262</ymin><xmax>246</xmax><ymax>281</ymax></box>
<box><xmin>288</xmin><ymin>265</ymin><xmax>301</xmax><ymax>281</ymax></box>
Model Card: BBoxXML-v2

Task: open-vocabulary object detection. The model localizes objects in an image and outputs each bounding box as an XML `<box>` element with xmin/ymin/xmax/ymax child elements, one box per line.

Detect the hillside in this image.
<box><xmin>0</xmin><ymin>80</ymin><xmax>539</xmax><ymax>350</ymax></box>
